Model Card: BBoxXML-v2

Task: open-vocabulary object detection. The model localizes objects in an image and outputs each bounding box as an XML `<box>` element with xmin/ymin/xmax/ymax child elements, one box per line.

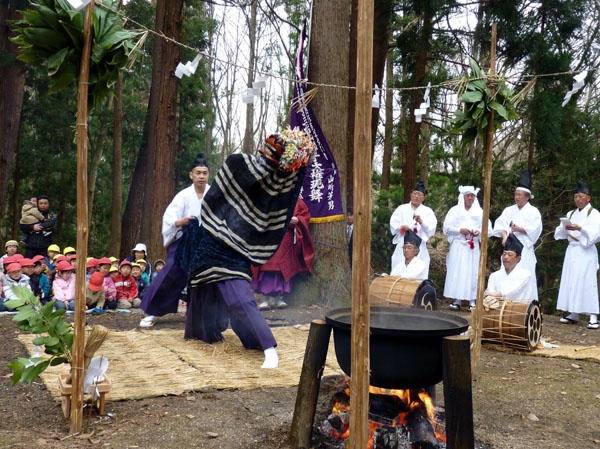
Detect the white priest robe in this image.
<box><xmin>491</xmin><ymin>202</ymin><xmax>542</xmax><ymax>299</ymax></box>
<box><xmin>162</xmin><ymin>184</ymin><xmax>211</xmax><ymax>247</ymax></box>
<box><xmin>554</xmin><ymin>203</ymin><xmax>600</xmax><ymax>314</ymax></box>
<box><xmin>390</xmin><ymin>203</ymin><xmax>437</xmax><ymax>278</ymax></box>
<box><xmin>443</xmin><ymin>205</ymin><xmax>491</xmax><ymax>301</ymax></box>
<box><xmin>390</xmin><ymin>257</ymin><xmax>427</xmax><ymax>279</ymax></box>
<box><xmin>487</xmin><ymin>265</ymin><xmax>535</xmax><ymax>301</ymax></box>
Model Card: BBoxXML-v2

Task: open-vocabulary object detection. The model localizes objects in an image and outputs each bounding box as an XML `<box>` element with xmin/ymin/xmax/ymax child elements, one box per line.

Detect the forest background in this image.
<box><xmin>1</xmin><ymin>0</ymin><xmax>600</xmax><ymax>314</ymax></box>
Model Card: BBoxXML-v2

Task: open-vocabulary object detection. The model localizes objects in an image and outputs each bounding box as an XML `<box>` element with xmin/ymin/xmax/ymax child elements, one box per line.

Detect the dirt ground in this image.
<box><xmin>1</xmin><ymin>301</ymin><xmax>600</xmax><ymax>449</ymax></box>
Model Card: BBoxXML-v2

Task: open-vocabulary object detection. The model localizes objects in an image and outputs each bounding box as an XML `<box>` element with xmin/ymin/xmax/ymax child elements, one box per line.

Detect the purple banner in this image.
<box><xmin>290</xmin><ymin>28</ymin><xmax>344</xmax><ymax>224</ymax></box>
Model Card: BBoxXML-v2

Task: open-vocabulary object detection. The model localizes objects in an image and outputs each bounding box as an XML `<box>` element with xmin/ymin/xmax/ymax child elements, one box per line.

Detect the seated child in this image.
<box><xmin>86</xmin><ymin>258</ymin><xmax>99</xmax><ymax>281</ymax></box>
<box><xmin>2</xmin><ymin>263</ymin><xmax>32</xmax><ymax>309</ymax></box>
<box><xmin>113</xmin><ymin>260</ymin><xmax>140</xmax><ymax>309</ymax></box>
<box><xmin>52</xmin><ymin>261</ymin><xmax>76</xmax><ymax>311</ymax></box>
<box><xmin>86</xmin><ymin>272</ymin><xmax>105</xmax><ymax>310</ymax></box>
<box><xmin>135</xmin><ymin>259</ymin><xmax>151</xmax><ymax>285</ymax></box>
<box><xmin>151</xmin><ymin>259</ymin><xmax>165</xmax><ymax>283</ymax></box>
<box><xmin>33</xmin><ymin>256</ymin><xmax>51</xmax><ymax>302</ymax></box>
<box><xmin>131</xmin><ymin>263</ymin><xmax>148</xmax><ymax>299</ymax></box>
<box><xmin>109</xmin><ymin>257</ymin><xmax>119</xmax><ymax>269</ymax></box>
<box><xmin>21</xmin><ymin>258</ymin><xmax>42</xmax><ymax>299</ymax></box>
<box><xmin>19</xmin><ymin>197</ymin><xmax>45</xmax><ymax>245</ymax></box>
<box><xmin>97</xmin><ymin>258</ymin><xmax>117</xmax><ymax>310</ymax></box>
<box><xmin>0</xmin><ymin>240</ymin><xmax>19</xmax><ymax>273</ymax></box>
<box><xmin>45</xmin><ymin>244</ymin><xmax>60</xmax><ymax>275</ymax></box>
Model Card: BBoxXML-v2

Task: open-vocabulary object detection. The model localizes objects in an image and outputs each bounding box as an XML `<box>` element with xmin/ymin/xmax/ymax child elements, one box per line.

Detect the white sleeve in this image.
<box><xmin>162</xmin><ymin>191</ymin><xmax>186</xmax><ymax>247</ymax></box>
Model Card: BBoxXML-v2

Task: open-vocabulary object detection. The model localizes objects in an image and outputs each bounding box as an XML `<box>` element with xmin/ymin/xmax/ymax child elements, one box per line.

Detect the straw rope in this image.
<box><xmin>91</xmin><ymin>0</ymin><xmax>599</xmax><ymax>94</ymax></box>
<box><xmin>17</xmin><ymin>326</ymin><xmax>343</xmax><ymax>402</ymax></box>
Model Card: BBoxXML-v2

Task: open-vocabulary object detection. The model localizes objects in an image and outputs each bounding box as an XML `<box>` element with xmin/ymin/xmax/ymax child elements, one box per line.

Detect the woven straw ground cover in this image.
<box><xmin>17</xmin><ymin>325</ymin><xmax>343</xmax><ymax>401</ymax></box>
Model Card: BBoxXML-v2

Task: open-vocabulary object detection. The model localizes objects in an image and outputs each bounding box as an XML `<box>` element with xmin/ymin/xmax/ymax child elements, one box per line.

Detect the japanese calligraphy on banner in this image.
<box><xmin>290</xmin><ymin>28</ymin><xmax>345</xmax><ymax>223</ymax></box>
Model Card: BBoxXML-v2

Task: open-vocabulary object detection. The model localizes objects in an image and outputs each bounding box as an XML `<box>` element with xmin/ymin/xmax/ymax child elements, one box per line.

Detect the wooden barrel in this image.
<box><xmin>369</xmin><ymin>276</ymin><xmax>437</xmax><ymax>310</ymax></box>
<box><xmin>482</xmin><ymin>299</ymin><xmax>542</xmax><ymax>351</ymax></box>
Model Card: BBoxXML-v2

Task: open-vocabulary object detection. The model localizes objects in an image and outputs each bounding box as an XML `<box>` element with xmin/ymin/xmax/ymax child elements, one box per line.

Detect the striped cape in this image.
<box><xmin>177</xmin><ymin>153</ymin><xmax>306</xmax><ymax>285</ymax></box>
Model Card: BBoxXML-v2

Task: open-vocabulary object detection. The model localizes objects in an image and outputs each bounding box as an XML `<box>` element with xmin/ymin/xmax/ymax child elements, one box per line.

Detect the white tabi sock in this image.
<box><xmin>261</xmin><ymin>346</ymin><xmax>278</xmax><ymax>369</ymax></box>
<box><xmin>590</xmin><ymin>314</ymin><xmax>598</xmax><ymax>324</ymax></box>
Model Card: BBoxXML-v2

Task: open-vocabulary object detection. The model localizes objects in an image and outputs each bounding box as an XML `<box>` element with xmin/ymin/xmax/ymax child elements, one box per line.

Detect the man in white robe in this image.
<box><xmin>391</xmin><ymin>230</ymin><xmax>427</xmax><ymax>279</ymax></box>
<box><xmin>139</xmin><ymin>152</ymin><xmax>210</xmax><ymax>328</ymax></box>
<box><xmin>555</xmin><ymin>181</ymin><xmax>600</xmax><ymax>329</ymax></box>
<box><xmin>390</xmin><ymin>181</ymin><xmax>437</xmax><ymax>278</ymax></box>
<box><xmin>485</xmin><ymin>234</ymin><xmax>536</xmax><ymax>301</ymax></box>
<box><xmin>491</xmin><ymin>170</ymin><xmax>542</xmax><ymax>300</ymax></box>
<box><xmin>444</xmin><ymin>186</ymin><xmax>490</xmax><ymax>310</ymax></box>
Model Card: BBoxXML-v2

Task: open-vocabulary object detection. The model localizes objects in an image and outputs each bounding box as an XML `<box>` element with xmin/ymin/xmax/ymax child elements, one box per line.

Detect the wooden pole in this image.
<box><xmin>442</xmin><ymin>335</ymin><xmax>474</xmax><ymax>449</ymax></box>
<box><xmin>472</xmin><ymin>23</ymin><xmax>497</xmax><ymax>379</ymax></box>
<box><xmin>289</xmin><ymin>320</ymin><xmax>332</xmax><ymax>448</ymax></box>
<box><xmin>348</xmin><ymin>0</ymin><xmax>373</xmax><ymax>448</ymax></box>
<box><xmin>70</xmin><ymin>1</ymin><xmax>93</xmax><ymax>434</ymax></box>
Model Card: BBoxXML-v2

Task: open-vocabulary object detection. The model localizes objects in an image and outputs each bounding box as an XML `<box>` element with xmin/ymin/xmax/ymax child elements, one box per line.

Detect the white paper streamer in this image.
<box><xmin>372</xmin><ymin>84</ymin><xmax>380</xmax><ymax>108</ymax></box>
<box><xmin>414</xmin><ymin>82</ymin><xmax>431</xmax><ymax>123</ymax></box>
<box><xmin>66</xmin><ymin>0</ymin><xmax>92</xmax><ymax>11</ymax></box>
<box><xmin>562</xmin><ymin>71</ymin><xmax>587</xmax><ymax>107</ymax></box>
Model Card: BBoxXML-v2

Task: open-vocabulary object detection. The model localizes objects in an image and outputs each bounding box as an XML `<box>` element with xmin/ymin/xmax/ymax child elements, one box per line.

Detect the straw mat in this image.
<box><xmin>17</xmin><ymin>325</ymin><xmax>343</xmax><ymax>401</ymax></box>
<box><xmin>484</xmin><ymin>342</ymin><xmax>600</xmax><ymax>363</ymax></box>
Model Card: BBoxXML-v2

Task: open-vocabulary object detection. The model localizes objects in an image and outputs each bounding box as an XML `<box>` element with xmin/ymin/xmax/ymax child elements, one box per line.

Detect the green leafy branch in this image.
<box><xmin>449</xmin><ymin>58</ymin><xmax>519</xmax><ymax>150</ymax></box>
<box><xmin>5</xmin><ymin>286</ymin><xmax>73</xmax><ymax>385</ymax></box>
<box><xmin>10</xmin><ymin>0</ymin><xmax>145</xmax><ymax>108</ymax></box>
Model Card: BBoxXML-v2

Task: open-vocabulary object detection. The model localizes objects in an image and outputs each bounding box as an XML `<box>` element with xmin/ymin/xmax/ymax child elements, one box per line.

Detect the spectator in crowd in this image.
<box><xmin>20</xmin><ymin>258</ymin><xmax>42</xmax><ymax>299</ymax></box>
<box><xmin>33</xmin><ymin>256</ymin><xmax>51</xmax><ymax>302</ymax></box>
<box><xmin>97</xmin><ymin>258</ymin><xmax>117</xmax><ymax>310</ymax></box>
<box><xmin>63</xmin><ymin>247</ymin><xmax>76</xmax><ymax>257</ymax></box>
<box><xmin>45</xmin><ymin>244</ymin><xmax>60</xmax><ymax>280</ymax></box>
<box><xmin>151</xmin><ymin>259</ymin><xmax>165</xmax><ymax>283</ymax></box>
<box><xmin>19</xmin><ymin>196</ymin><xmax>45</xmax><ymax>246</ymax></box>
<box><xmin>86</xmin><ymin>272</ymin><xmax>105</xmax><ymax>310</ymax></box>
<box><xmin>52</xmin><ymin>261</ymin><xmax>76</xmax><ymax>311</ymax></box>
<box><xmin>136</xmin><ymin>259</ymin><xmax>151</xmax><ymax>285</ymax></box>
<box><xmin>0</xmin><ymin>240</ymin><xmax>19</xmax><ymax>273</ymax></box>
<box><xmin>18</xmin><ymin>196</ymin><xmax>57</xmax><ymax>258</ymax></box>
<box><xmin>86</xmin><ymin>258</ymin><xmax>99</xmax><ymax>280</ymax></box>
<box><xmin>126</xmin><ymin>243</ymin><xmax>151</xmax><ymax>277</ymax></box>
<box><xmin>2</xmin><ymin>263</ymin><xmax>32</xmax><ymax>307</ymax></box>
<box><xmin>109</xmin><ymin>257</ymin><xmax>119</xmax><ymax>269</ymax></box>
<box><xmin>131</xmin><ymin>263</ymin><xmax>148</xmax><ymax>299</ymax></box>
<box><xmin>114</xmin><ymin>260</ymin><xmax>140</xmax><ymax>309</ymax></box>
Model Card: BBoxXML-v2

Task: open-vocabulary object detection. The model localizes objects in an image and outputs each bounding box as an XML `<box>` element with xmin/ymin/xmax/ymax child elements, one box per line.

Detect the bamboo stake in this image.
<box><xmin>472</xmin><ymin>23</ymin><xmax>497</xmax><ymax>380</ymax></box>
<box><xmin>70</xmin><ymin>1</ymin><xmax>93</xmax><ymax>433</ymax></box>
<box><xmin>348</xmin><ymin>0</ymin><xmax>373</xmax><ymax>448</ymax></box>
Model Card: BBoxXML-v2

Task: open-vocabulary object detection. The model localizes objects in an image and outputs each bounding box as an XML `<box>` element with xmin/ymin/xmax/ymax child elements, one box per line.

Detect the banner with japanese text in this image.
<box><xmin>290</xmin><ymin>28</ymin><xmax>344</xmax><ymax>223</ymax></box>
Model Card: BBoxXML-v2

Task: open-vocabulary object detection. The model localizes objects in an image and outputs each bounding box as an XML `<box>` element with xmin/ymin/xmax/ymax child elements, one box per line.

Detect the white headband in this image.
<box><xmin>516</xmin><ymin>186</ymin><xmax>534</xmax><ymax>199</ymax></box>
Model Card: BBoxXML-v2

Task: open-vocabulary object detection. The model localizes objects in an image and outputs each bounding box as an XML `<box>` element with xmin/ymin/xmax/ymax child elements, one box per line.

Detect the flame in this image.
<box><xmin>328</xmin><ymin>385</ymin><xmax>446</xmax><ymax>445</ymax></box>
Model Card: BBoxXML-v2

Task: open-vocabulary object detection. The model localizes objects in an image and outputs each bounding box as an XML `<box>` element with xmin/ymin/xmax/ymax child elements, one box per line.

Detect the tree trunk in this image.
<box><xmin>120</xmin><ymin>109</ymin><xmax>150</xmax><ymax>259</ymax></box>
<box><xmin>370</xmin><ymin>0</ymin><xmax>392</xmax><ymax>156</ymax></box>
<box><xmin>242</xmin><ymin>0</ymin><xmax>257</xmax><ymax>154</ymax></box>
<box><xmin>0</xmin><ymin>3</ymin><xmax>25</xmax><ymax>224</ymax></box>
<box><xmin>403</xmin><ymin>10</ymin><xmax>432</xmax><ymax>203</ymax></box>
<box><xmin>88</xmin><ymin>129</ymin><xmax>107</xmax><ymax>227</ymax></box>
<box><xmin>10</xmin><ymin>138</ymin><xmax>21</xmax><ymax>241</ymax></box>
<box><xmin>419</xmin><ymin>121</ymin><xmax>431</xmax><ymax>189</ymax></box>
<box><xmin>381</xmin><ymin>51</ymin><xmax>393</xmax><ymax>191</ymax></box>
<box><xmin>146</xmin><ymin>0</ymin><xmax>185</xmax><ymax>262</ymax></box>
<box><xmin>308</xmin><ymin>0</ymin><xmax>352</xmax><ymax>303</ymax></box>
<box><xmin>110</xmin><ymin>75</ymin><xmax>123</xmax><ymax>258</ymax></box>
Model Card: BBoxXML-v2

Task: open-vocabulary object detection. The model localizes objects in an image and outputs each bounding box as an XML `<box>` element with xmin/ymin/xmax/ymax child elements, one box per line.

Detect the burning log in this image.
<box><xmin>405</xmin><ymin>399</ymin><xmax>440</xmax><ymax>449</ymax></box>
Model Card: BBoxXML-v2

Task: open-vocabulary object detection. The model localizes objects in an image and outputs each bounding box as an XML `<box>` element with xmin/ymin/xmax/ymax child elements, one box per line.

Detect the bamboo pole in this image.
<box><xmin>70</xmin><ymin>1</ymin><xmax>93</xmax><ymax>433</ymax></box>
<box><xmin>472</xmin><ymin>23</ymin><xmax>497</xmax><ymax>379</ymax></box>
<box><xmin>348</xmin><ymin>0</ymin><xmax>373</xmax><ymax>448</ymax></box>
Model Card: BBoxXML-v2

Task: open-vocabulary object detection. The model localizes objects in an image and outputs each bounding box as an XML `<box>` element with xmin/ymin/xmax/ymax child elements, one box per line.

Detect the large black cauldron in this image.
<box><xmin>325</xmin><ymin>306</ymin><xmax>469</xmax><ymax>389</ymax></box>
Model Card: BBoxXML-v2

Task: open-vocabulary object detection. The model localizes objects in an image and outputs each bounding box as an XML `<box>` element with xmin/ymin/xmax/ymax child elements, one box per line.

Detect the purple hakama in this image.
<box><xmin>140</xmin><ymin>239</ymin><xmax>186</xmax><ymax>316</ymax></box>
<box><xmin>185</xmin><ymin>279</ymin><xmax>277</xmax><ymax>350</ymax></box>
<box><xmin>250</xmin><ymin>271</ymin><xmax>291</xmax><ymax>296</ymax></box>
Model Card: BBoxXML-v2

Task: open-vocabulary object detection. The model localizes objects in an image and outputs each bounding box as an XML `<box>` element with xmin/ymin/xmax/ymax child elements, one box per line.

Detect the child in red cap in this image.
<box><xmin>52</xmin><ymin>261</ymin><xmax>76</xmax><ymax>311</ymax></box>
<box><xmin>86</xmin><ymin>272</ymin><xmax>105</xmax><ymax>310</ymax></box>
<box><xmin>2</xmin><ymin>263</ymin><xmax>32</xmax><ymax>309</ymax></box>
<box><xmin>114</xmin><ymin>260</ymin><xmax>140</xmax><ymax>309</ymax></box>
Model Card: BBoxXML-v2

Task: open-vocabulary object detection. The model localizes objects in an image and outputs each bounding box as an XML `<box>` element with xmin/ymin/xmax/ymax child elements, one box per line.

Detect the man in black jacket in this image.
<box><xmin>19</xmin><ymin>195</ymin><xmax>57</xmax><ymax>258</ymax></box>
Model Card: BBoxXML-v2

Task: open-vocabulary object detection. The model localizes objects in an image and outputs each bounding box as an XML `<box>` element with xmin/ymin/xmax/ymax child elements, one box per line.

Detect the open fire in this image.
<box><xmin>319</xmin><ymin>383</ymin><xmax>446</xmax><ymax>449</ymax></box>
